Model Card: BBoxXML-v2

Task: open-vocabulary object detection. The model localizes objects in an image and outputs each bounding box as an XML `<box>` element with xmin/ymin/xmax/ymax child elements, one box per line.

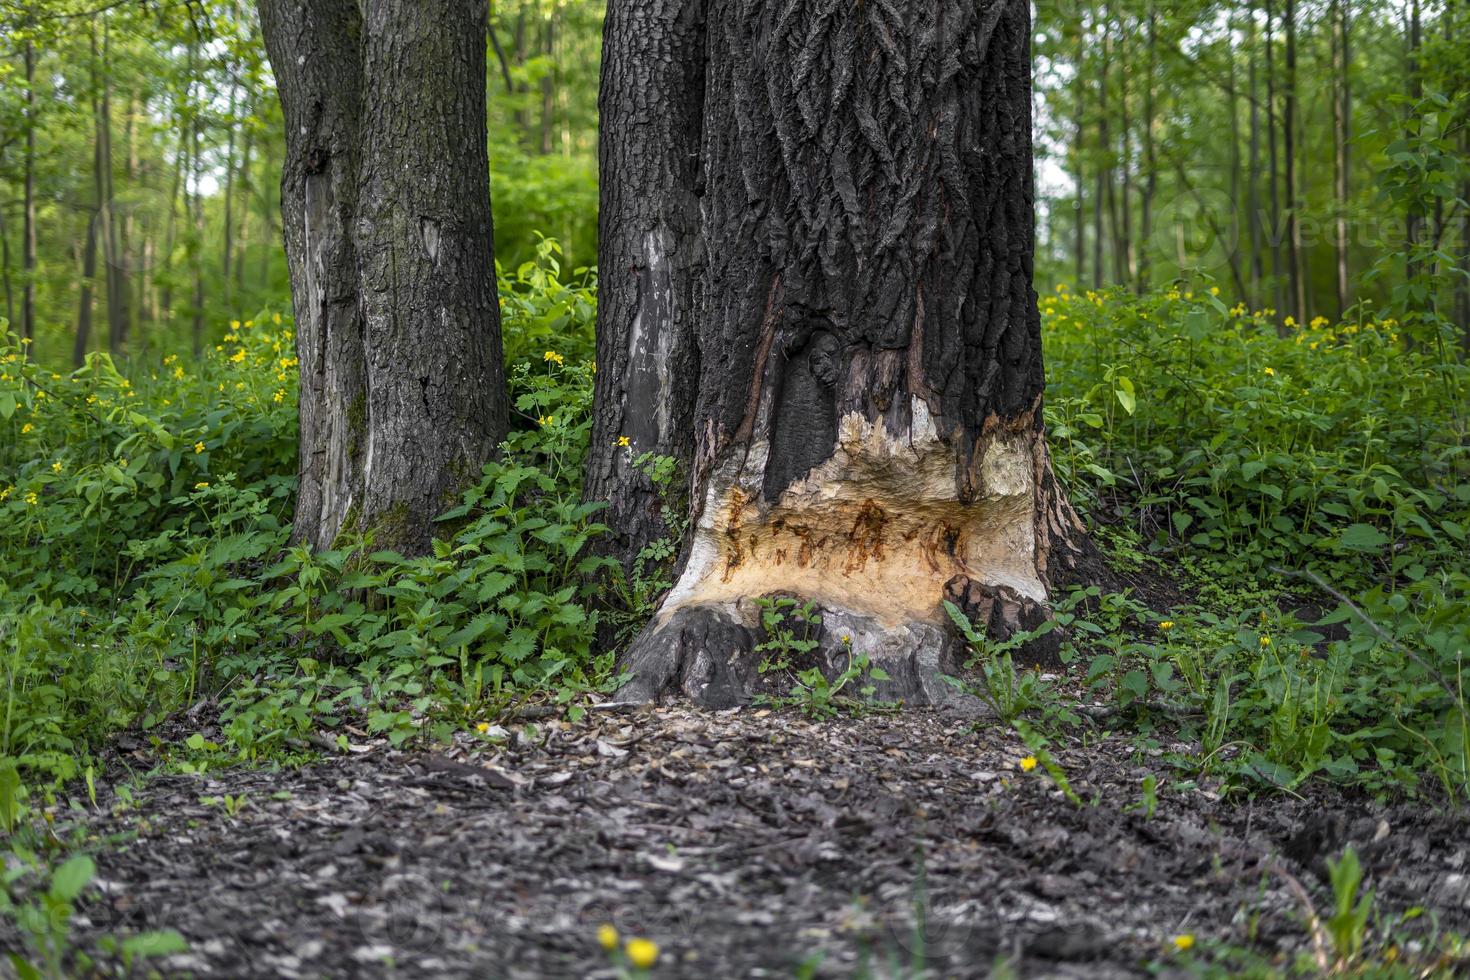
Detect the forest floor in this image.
<box><xmin>33</xmin><ymin>704</ymin><xmax>1470</xmax><ymax>979</ymax></box>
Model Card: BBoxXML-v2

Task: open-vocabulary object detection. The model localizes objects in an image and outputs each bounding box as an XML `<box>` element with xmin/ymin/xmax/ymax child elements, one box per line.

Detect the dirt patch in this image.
<box><xmin>22</xmin><ymin>707</ymin><xmax>1470</xmax><ymax>978</ymax></box>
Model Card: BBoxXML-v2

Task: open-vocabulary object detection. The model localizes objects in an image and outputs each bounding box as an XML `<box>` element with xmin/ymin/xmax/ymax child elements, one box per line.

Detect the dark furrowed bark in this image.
<box><xmin>356</xmin><ymin>0</ymin><xmax>508</xmax><ymax>553</ymax></box>
<box><xmin>614</xmin><ymin>0</ymin><xmax>1087</xmax><ymax>705</ymax></box>
<box><xmin>585</xmin><ymin>0</ymin><xmax>707</xmax><ymax>573</ymax></box>
<box><xmin>696</xmin><ymin>0</ymin><xmax>1043</xmax><ymax>501</ymax></box>
<box><xmin>259</xmin><ymin>0</ymin><xmax>368</xmax><ymax>553</ymax></box>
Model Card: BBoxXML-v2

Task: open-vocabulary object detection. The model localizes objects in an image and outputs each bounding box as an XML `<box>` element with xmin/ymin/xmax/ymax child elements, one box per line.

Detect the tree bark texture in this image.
<box><xmin>260</xmin><ymin>0</ymin><xmax>368</xmax><ymax>553</ymax></box>
<box><xmin>261</xmin><ymin>0</ymin><xmax>508</xmax><ymax>555</ymax></box>
<box><xmin>22</xmin><ymin>38</ymin><xmax>36</xmax><ymax>343</ymax></box>
<box><xmin>585</xmin><ymin>0</ymin><xmax>706</xmax><ymax>574</ymax></box>
<box><xmin>599</xmin><ymin>0</ymin><xmax>1087</xmax><ymax>707</ymax></box>
<box><xmin>356</xmin><ymin>0</ymin><xmax>508</xmax><ymax>550</ymax></box>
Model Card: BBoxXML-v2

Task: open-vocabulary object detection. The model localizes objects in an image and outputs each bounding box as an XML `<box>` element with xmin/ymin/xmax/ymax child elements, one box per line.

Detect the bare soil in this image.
<box><xmin>23</xmin><ymin>705</ymin><xmax>1470</xmax><ymax>979</ymax></box>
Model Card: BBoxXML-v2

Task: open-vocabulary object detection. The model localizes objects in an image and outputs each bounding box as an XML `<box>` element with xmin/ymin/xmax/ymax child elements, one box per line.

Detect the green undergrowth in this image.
<box><xmin>0</xmin><ymin>244</ymin><xmax>610</xmax><ymax>814</ymax></box>
<box><xmin>0</xmin><ymin>243</ymin><xmax>1467</xmax><ymax>832</ymax></box>
<box><xmin>966</xmin><ymin>283</ymin><xmax>1469</xmax><ymax>800</ymax></box>
<box><xmin>0</xmin><ymin>241</ymin><xmax>1467</xmax><ymax>973</ymax></box>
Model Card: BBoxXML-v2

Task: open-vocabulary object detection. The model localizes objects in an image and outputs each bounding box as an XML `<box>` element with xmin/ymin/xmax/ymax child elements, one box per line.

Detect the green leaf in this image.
<box><xmin>121</xmin><ymin>930</ymin><xmax>188</xmax><ymax>960</ymax></box>
<box><xmin>1114</xmin><ymin>377</ymin><xmax>1136</xmax><ymax>415</ymax></box>
<box><xmin>48</xmin><ymin>854</ymin><xmax>96</xmax><ymax>903</ymax></box>
<box><xmin>1336</xmin><ymin>523</ymin><xmax>1389</xmax><ymax>552</ymax></box>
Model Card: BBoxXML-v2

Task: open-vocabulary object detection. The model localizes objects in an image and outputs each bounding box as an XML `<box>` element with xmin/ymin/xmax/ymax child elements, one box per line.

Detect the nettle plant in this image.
<box><xmin>0</xmin><ymin>243</ymin><xmax>618</xmax><ymax>804</ymax></box>
<box><xmin>1037</xmin><ymin>283</ymin><xmax>1470</xmax><ymax>798</ymax></box>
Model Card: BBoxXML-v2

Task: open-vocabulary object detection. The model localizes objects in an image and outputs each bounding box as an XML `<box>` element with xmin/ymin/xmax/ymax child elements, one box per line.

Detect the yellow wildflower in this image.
<box><xmin>1263</xmin><ymin>367</ymin><xmax>1275</xmax><ymax>376</ymax></box>
<box><xmin>543</xmin><ymin>350</ymin><xmax>564</xmax><ymax>365</ymax></box>
<box><xmin>51</xmin><ymin>460</ymin><xmax>62</xmax><ymax>473</ymax></box>
<box><xmin>1209</xmin><ymin>286</ymin><xmax>1220</xmax><ymax>296</ymax></box>
<box><xmin>173</xmin><ymin>366</ymin><xmax>186</xmax><ymax>380</ymax></box>
<box><xmin>20</xmin><ymin>422</ymin><xmax>33</xmax><ymax>434</ymax></box>
<box><xmin>1284</xmin><ymin>316</ymin><xmax>1297</xmax><ymax>329</ymax></box>
<box><xmin>1259</xmin><ymin>636</ymin><xmax>1271</xmax><ymax>647</ymax></box>
<box><xmin>624</xmin><ymin>938</ymin><xmax>659</xmax><ymax>970</ymax></box>
<box><xmin>616</xmin><ymin>435</ymin><xmax>631</xmax><ymax>448</ymax></box>
<box><xmin>230</xmin><ymin>319</ymin><xmax>241</xmax><ymax>330</ymax></box>
<box><xmin>538</xmin><ymin>415</ymin><xmax>554</xmax><ymax>427</ymax></box>
<box><xmin>1173</xmin><ymin>934</ymin><xmax>1195</xmax><ymax>951</ymax></box>
<box><xmin>476</xmin><ymin>722</ymin><xmax>491</xmax><ymax>734</ymax></box>
<box><xmin>230</xmin><ymin>349</ymin><xmax>246</xmax><ymax>363</ymax></box>
<box><xmin>272</xmin><ymin>313</ymin><xmax>283</xmax><ymax>325</ymax></box>
<box><xmin>273</xmin><ymin>390</ymin><xmax>286</xmax><ymax>403</ymax></box>
<box><xmin>0</xmin><ymin>486</ymin><xmax>10</xmax><ymax>501</ymax></box>
<box><xmin>195</xmin><ymin>482</ymin><xmax>210</xmax><ymax>490</ymax></box>
<box><xmin>1159</xmin><ymin>621</ymin><xmax>1175</xmax><ymax>631</ymax></box>
<box><xmin>597</xmin><ymin>924</ymin><xmax>619</xmax><ymax>952</ymax></box>
<box><xmin>25</xmin><ymin>491</ymin><xmax>38</xmax><ymax>506</ymax></box>
<box><xmin>194</xmin><ymin>441</ymin><xmax>206</xmax><ymax>454</ymax></box>
<box><xmin>1019</xmin><ymin>755</ymin><xmax>1038</xmax><ymax>772</ymax></box>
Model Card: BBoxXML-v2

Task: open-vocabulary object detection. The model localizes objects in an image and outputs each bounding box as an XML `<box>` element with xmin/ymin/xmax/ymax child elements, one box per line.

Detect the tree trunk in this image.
<box><xmin>1332</xmin><ymin>0</ymin><xmax>1351</xmax><ymax>318</ymax></box>
<box><xmin>355</xmin><ymin>0</ymin><xmax>508</xmax><ymax>552</ymax></box>
<box><xmin>1091</xmin><ymin>13</ymin><xmax>1105</xmax><ymax>290</ymax></box>
<box><xmin>1074</xmin><ymin>26</ymin><xmax>1087</xmax><ymax>287</ymax></box>
<box><xmin>76</xmin><ymin>78</ymin><xmax>106</xmax><ymax>368</ymax></box>
<box><xmin>539</xmin><ymin>14</ymin><xmax>555</xmax><ymax>156</ymax></box>
<box><xmin>22</xmin><ymin>37</ymin><xmax>37</xmax><ymax>343</ymax></box>
<box><xmin>235</xmin><ymin>115</ymin><xmax>254</xmax><ymax>292</ymax></box>
<box><xmin>610</xmin><ymin>0</ymin><xmax>1089</xmax><ymax>707</ymax></box>
<box><xmin>1225</xmin><ymin>7</ymin><xmax>1240</xmax><ymax>287</ymax></box>
<box><xmin>222</xmin><ymin>63</ymin><xmax>238</xmax><ymax>300</ymax></box>
<box><xmin>96</xmin><ymin>20</ymin><xmax>131</xmax><ymax>355</ymax></box>
<box><xmin>190</xmin><ymin>99</ymin><xmax>205</xmax><ymax>358</ymax></box>
<box><xmin>1247</xmin><ymin>12</ymin><xmax>1263</xmax><ymax>307</ymax></box>
<box><xmin>584</xmin><ymin>0</ymin><xmax>706</xmax><ymax>576</ymax></box>
<box><xmin>1265</xmin><ymin>0</ymin><xmax>1283</xmax><ymax>319</ymax></box>
<box><xmin>1139</xmin><ymin>5</ymin><xmax>1156</xmax><ymax>293</ymax></box>
<box><xmin>260</xmin><ymin>0</ymin><xmax>368</xmax><ymax>552</ymax></box>
<box><xmin>1283</xmin><ymin>0</ymin><xmax>1305</xmax><ymax>327</ymax></box>
<box><xmin>75</xmin><ymin>207</ymin><xmax>98</xmax><ymax>368</ymax></box>
<box><xmin>261</xmin><ymin>0</ymin><xmax>509</xmax><ymax>555</ymax></box>
<box><xmin>1406</xmin><ymin>0</ymin><xmax>1423</xmax><ymax>290</ymax></box>
<box><xmin>0</xmin><ymin>177</ymin><xmax>12</xmax><ymax>326</ymax></box>
<box><xmin>160</xmin><ymin>74</ymin><xmax>189</xmax><ymax>328</ymax></box>
<box><xmin>1100</xmin><ymin>14</ymin><xmax>1122</xmax><ymax>284</ymax></box>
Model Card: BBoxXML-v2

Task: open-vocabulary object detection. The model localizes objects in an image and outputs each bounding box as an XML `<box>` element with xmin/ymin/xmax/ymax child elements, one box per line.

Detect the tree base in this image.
<box><xmin>613</xmin><ymin>398</ymin><xmax>1089</xmax><ymax>707</ymax></box>
<box><xmin>616</xmin><ymin>598</ymin><xmax>991</xmax><ymax>711</ymax></box>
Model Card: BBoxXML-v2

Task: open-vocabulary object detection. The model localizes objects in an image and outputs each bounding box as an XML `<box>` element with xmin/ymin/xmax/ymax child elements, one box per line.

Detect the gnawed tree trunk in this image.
<box><xmin>261</xmin><ymin>0</ymin><xmax>508</xmax><ymax>555</ymax></box>
<box><xmin>606</xmin><ymin>0</ymin><xmax>1089</xmax><ymax>707</ymax></box>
